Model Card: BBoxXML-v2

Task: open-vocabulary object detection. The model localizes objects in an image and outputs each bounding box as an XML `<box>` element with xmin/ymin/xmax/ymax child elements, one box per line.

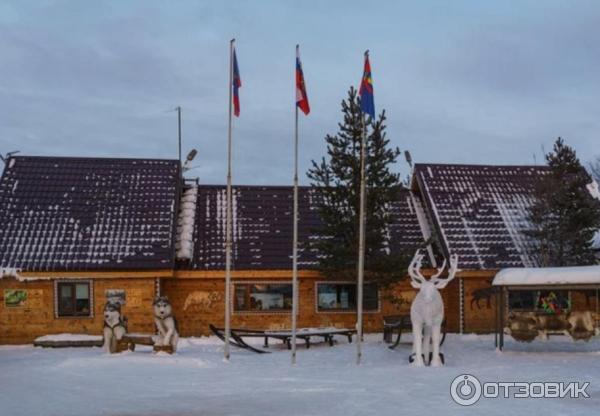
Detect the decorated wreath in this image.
<box><xmin>537</xmin><ymin>291</ymin><xmax>570</xmax><ymax>315</ymax></box>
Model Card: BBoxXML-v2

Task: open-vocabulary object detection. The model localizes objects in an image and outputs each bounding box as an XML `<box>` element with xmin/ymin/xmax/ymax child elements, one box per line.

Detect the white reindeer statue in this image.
<box><xmin>408</xmin><ymin>251</ymin><xmax>459</xmax><ymax>367</ymax></box>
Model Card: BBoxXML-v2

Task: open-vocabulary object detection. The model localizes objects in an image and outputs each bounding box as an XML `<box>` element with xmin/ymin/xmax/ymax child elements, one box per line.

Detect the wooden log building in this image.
<box><xmin>0</xmin><ymin>156</ymin><xmax>596</xmax><ymax>344</ymax></box>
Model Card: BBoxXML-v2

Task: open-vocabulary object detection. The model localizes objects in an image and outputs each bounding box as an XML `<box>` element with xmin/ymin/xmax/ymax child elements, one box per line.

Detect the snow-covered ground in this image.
<box><xmin>1</xmin><ymin>334</ymin><xmax>599</xmax><ymax>416</ymax></box>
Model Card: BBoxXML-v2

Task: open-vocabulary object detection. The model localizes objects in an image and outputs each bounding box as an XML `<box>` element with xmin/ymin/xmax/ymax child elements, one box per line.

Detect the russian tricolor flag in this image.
<box><xmin>296</xmin><ymin>45</ymin><xmax>310</xmax><ymax>115</ymax></box>
<box><xmin>232</xmin><ymin>47</ymin><xmax>241</xmax><ymax>117</ymax></box>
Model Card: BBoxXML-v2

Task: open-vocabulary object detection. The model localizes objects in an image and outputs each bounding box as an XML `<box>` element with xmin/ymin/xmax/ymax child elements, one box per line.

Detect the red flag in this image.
<box><xmin>296</xmin><ymin>46</ymin><xmax>310</xmax><ymax>115</ymax></box>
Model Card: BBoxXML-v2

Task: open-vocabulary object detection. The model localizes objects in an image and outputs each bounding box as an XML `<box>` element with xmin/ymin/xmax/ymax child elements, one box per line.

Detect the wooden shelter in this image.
<box><xmin>492</xmin><ymin>265</ymin><xmax>600</xmax><ymax>350</ymax></box>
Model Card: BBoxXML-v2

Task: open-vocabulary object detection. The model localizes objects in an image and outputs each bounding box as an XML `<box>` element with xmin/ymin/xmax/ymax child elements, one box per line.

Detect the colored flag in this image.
<box><xmin>359</xmin><ymin>52</ymin><xmax>375</xmax><ymax>118</ymax></box>
<box><xmin>232</xmin><ymin>47</ymin><xmax>241</xmax><ymax>117</ymax></box>
<box><xmin>296</xmin><ymin>46</ymin><xmax>310</xmax><ymax>115</ymax></box>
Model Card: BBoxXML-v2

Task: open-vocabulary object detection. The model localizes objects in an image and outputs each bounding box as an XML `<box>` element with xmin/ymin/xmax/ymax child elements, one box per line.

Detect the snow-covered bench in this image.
<box><xmin>34</xmin><ymin>334</ymin><xmax>103</xmax><ymax>348</ymax></box>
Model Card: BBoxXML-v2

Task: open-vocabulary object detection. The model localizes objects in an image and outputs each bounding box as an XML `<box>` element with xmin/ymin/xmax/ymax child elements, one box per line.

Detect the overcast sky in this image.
<box><xmin>1</xmin><ymin>1</ymin><xmax>598</xmax><ymax>184</ymax></box>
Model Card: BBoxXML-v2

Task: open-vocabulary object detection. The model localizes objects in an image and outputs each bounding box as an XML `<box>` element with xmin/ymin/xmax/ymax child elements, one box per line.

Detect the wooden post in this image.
<box><xmin>499</xmin><ymin>288</ymin><xmax>505</xmax><ymax>351</ymax></box>
<box><xmin>494</xmin><ymin>289</ymin><xmax>499</xmax><ymax>348</ymax></box>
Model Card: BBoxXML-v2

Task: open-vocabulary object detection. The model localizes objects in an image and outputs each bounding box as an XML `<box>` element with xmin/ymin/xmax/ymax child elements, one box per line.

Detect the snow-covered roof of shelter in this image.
<box><xmin>185</xmin><ymin>185</ymin><xmax>425</xmax><ymax>270</ymax></box>
<box><xmin>493</xmin><ymin>265</ymin><xmax>600</xmax><ymax>286</ymax></box>
<box><xmin>0</xmin><ymin>156</ymin><xmax>181</xmax><ymax>272</ymax></box>
<box><xmin>414</xmin><ymin>164</ymin><xmax>548</xmax><ymax>270</ymax></box>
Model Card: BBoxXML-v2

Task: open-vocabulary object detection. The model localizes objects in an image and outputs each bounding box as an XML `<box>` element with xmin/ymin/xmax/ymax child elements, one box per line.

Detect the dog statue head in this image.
<box><xmin>103</xmin><ymin>301</ymin><xmax>122</xmax><ymax>327</ymax></box>
<box><xmin>153</xmin><ymin>296</ymin><xmax>173</xmax><ymax>319</ymax></box>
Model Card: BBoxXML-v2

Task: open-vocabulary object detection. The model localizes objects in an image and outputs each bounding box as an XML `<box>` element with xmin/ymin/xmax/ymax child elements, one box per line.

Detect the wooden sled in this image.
<box><xmin>209</xmin><ymin>324</ymin><xmax>271</xmax><ymax>354</ymax></box>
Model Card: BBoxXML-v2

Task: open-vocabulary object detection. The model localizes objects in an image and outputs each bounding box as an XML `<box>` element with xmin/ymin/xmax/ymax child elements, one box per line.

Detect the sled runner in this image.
<box><xmin>209</xmin><ymin>325</ymin><xmax>271</xmax><ymax>354</ymax></box>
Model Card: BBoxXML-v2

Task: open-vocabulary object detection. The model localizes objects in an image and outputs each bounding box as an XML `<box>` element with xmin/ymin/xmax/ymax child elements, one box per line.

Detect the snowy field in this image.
<box><xmin>1</xmin><ymin>334</ymin><xmax>600</xmax><ymax>416</ymax></box>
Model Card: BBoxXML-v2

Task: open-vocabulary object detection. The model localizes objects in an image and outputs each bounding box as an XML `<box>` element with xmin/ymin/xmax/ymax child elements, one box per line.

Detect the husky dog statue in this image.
<box><xmin>153</xmin><ymin>296</ymin><xmax>179</xmax><ymax>353</ymax></box>
<box><xmin>103</xmin><ymin>302</ymin><xmax>128</xmax><ymax>353</ymax></box>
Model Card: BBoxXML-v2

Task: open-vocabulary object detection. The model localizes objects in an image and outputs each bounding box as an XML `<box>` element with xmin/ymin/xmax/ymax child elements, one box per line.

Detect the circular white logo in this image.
<box><xmin>450</xmin><ymin>374</ymin><xmax>482</xmax><ymax>406</ymax></box>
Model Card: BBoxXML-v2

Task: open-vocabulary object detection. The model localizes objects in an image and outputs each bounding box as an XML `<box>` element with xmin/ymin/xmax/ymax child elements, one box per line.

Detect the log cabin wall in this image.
<box><xmin>462</xmin><ymin>275</ymin><xmax>498</xmax><ymax>333</ymax></box>
<box><xmin>0</xmin><ymin>277</ymin><xmax>157</xmax><ymax>344</ymax></box>
<box><xmin>0</xmin><ymin>270</ymin><xmax>464</xmax><ymax>344</ymax></box>
<box><xmin>162</xmin><ymin>272</ymin><xmax>461</xmax><ymax>337</ymax></box>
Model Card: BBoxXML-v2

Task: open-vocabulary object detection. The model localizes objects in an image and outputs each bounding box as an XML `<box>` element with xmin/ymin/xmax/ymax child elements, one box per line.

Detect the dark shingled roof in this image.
<box><xmin>0</xmin><ymin>156</ymin><xmax>180</xmax><ymax>271</ymax></box>
<box><xmin>414</xmin><ymin>163</ymin><xmax>548</xmax><ymax>270</ymax></box>
<box><xmin>184</xmin><ymin>185</ymin><xmax>424</xmax><ymax>270</ymax></box>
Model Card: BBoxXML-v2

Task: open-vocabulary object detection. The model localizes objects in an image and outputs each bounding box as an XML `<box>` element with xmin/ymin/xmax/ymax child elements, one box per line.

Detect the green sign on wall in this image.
<box><xmin>4</xmin><ymin>289</ymin><xmax>28</xmax><ymax>307</ymax></box>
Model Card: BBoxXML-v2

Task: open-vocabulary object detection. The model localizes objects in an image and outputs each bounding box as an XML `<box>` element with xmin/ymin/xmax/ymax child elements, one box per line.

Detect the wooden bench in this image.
<box><xmin>383</xmin><ymin>315</ymin><xmax>447</xmax><ymax>350</ymax></box>
<box><xmin>119</xmin><ymin>333</ymin><xmax>157</xmax><ymax>352</ymax></box>
<box><xmin>33</xmin><ymin>335</ymin><xmax>103</xmax><ymax>348</ymax></box>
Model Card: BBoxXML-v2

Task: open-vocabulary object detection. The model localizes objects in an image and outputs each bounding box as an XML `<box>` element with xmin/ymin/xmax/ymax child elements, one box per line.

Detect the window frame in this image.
<box><xmin>315</xmin><ymin>281</ymin><xmax>380</xmax><ymax>314</ymax></box>
<box><xmin>232</xmin><ymin>281</ymin><xmax>294</xmax><ymax>315</ymax></box>
<box><xmin>54</xmin><ymin>280</ymin><xmax>94</xmax><ymax>318</ymax></box>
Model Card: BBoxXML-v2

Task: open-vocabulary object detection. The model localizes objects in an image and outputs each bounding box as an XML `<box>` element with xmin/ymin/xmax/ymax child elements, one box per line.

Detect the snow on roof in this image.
<box><xmin>186</xmin><ymin>185</ymin><xmax>424</xmax><ymax>270</ymax></box>
<box><xmin>0</xmin><ymin>156</ymin><xmax>181</xmax><ymax>272</ymax></box>
<box><xmin>0</xmin><ymin>267</ymin><xmax>20</xmax><ymax>279</ymax></box>
<box><xmin>175</xmin><ymin>184</ymin><xmax>198</xmax><ymax>260</ymax></box>
<box><xmin>493</xmin><ymin>265</ymin><xmax>600</xmax><ymax>286</ymax></box>
<box><xmin>414</xmin><ymin>164</ymin><xmax>548</xmax><ymax>270</ymax></box>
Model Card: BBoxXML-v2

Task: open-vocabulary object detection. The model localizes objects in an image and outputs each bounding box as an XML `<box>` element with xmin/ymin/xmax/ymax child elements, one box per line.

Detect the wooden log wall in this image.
<box><xmin>0</xmin><ymin>277</ymin><xmax>156</xmax><ymax>344</ymax></box>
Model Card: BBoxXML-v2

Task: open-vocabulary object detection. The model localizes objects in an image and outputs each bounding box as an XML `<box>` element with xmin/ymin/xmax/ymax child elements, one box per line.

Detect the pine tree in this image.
<box><xmin>526</xmin><ymin>138</ymin><xmax>600</xmax><ymax>266</ymax></box>
<box><xmin>591</xmin><ymin>157</ymin><xmax>600</xmax><ymax>183</ymax></box>
<box><xmin>307</xmin><ymin>87</ymin><xmax>411</xmax><ymax>287</ymax></box>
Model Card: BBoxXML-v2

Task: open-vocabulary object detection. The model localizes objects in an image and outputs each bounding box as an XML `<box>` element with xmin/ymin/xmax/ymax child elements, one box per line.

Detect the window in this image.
<box><xmin>509</xmin><ymin>290</ymin><xmax>570</xmax><ymax>313</ymax></box>
<box><xmin>234</xmin><ymin>283</ymin><xmax>292</xmax><ymax>312</ymax></box>
<box><xmin>317</xmin><ymin>283</ymin><xmax>378</xmax><ymax>312</ymax></box>
<box><xmin>508</xmin><ymin>291</ymin><xmax>537</xmax><ymax>310</ymax></box>
<box><xmin>57</xmin><ymin>282</ymin><xmax>92</xmax><ymax>317</ymax></box>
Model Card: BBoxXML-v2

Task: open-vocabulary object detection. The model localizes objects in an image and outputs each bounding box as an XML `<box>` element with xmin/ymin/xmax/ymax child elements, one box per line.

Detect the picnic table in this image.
<box><xmin>265</xmin><ymin>327</ymin><xmax>357</xmax><ymax>349</ymax></box>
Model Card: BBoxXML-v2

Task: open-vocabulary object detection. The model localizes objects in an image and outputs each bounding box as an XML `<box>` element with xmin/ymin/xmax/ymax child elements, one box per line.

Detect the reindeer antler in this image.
<box><xmin>408</xmin><ymin>251</ymin><xmax>427</xmax><ymax>288</ymax></box>
<box><xmin>432</xmin><ymin>254</ymin><xmax>460</xmax><ymax>289</ymax></box>
<box><xmin>429</xmin><ymin>259</ymin><xmax>447</xmax><ymax>280</ymax></box>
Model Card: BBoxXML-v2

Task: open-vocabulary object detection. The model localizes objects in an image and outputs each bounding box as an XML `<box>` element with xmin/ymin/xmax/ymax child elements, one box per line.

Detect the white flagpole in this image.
<box><xmin>224</xmin><ymin>38</ymin><xmax>235</xmax><ymax>361</ymax></box>
<box><xmin>356</xmin><ymin>112</ymin><xmax>366</xmax><ymax>365</ymax></box>
<box><xmin>291</xmin><ymin>45</ymin><xmax>300</xmax><ymax>365</ymax></box>
<box><xmin>356</xmin><ymin>51</ymin><xmax>369</xmax><ymax>365</ymax></box>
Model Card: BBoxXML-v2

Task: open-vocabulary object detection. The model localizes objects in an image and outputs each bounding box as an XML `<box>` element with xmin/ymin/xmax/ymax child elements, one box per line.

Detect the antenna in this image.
<box><xmin>0</xmin><ymin>150</ymin><xmax>20</xmax><ymax>163</ymax></box>
<box><xmin>175</xmin><ymin>106</ymin><xmax>182</xmax><ymax>165</ymax></box>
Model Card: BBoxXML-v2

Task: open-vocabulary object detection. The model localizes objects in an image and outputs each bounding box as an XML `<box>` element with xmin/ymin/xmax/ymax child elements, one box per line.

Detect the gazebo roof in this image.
<box><xmin>493</xmin><ymin>265</ymin><xmax>600</xmax><ymax>287</ymax></box>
